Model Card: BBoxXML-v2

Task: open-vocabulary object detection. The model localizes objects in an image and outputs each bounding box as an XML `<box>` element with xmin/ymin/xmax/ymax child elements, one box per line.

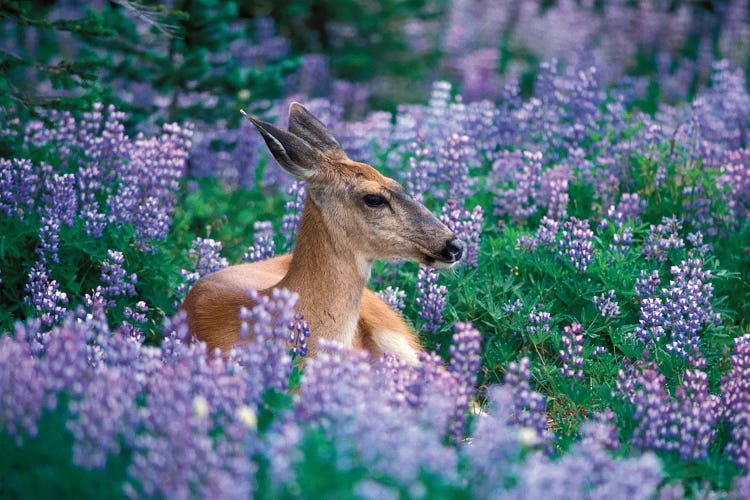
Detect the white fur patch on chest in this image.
<box><xmin>339</xmin><ymin>315</ymin><xmax>359</xmax><ymax>347</ymax></box>
<box><xmin>372</xmin><ymin>330</ymin><xmax>420</xmax><ymax>366</ymax></box>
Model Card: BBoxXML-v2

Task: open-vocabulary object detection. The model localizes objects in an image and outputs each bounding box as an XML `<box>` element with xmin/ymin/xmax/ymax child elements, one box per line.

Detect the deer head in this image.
<box><xmin>242</xmin><ymin>103</ymin><xmax>463</xmax><ymax>269</ymax></box>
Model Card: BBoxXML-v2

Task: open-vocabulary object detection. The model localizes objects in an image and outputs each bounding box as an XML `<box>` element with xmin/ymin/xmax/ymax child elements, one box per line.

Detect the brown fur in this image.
<box><xmin>181</xmin><ymin>254</ymin><xmax>421</xmax><ymax>360</ymax></box>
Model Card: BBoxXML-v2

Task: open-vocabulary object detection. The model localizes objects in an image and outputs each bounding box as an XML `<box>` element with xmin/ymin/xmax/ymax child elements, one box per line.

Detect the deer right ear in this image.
<box><xmin>288</xmin><ymin>102</ymin><xmax>347</xmax><ymax>160</ymax></box>
<box><xmin>242</xmin><ymin>110</ymin><xmax>324</xmax><ymax>180</ymax></box>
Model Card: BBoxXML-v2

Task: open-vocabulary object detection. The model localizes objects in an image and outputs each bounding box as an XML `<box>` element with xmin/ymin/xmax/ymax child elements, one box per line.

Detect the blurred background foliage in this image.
<box><xmin>2</xmin><ymin>0</ymin><xmax>749</xmax><ymax>129</ymax></box>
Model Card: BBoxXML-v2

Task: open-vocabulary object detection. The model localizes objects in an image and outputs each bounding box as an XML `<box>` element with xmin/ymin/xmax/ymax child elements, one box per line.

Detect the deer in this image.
<box><xmin>180</xmin><ymin>103</ymin><xmax>464</xmax><ymax>364</ymax></box>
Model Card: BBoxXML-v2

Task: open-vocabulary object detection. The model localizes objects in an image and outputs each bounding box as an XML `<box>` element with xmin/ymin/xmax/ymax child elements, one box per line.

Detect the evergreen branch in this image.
<box><xmin>0</xmin><ymin>4</ymin><xmax>116</xmax><ymax>38</ymax></box>
<box><xmin>112</xmin><ymin>0</ymin><xmax>184</xmax><ymax>38</ymax></box>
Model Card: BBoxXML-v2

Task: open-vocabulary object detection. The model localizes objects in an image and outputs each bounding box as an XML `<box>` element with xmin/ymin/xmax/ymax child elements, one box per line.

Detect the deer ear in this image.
<box><xmin>242</xmin><ymin>110</ymin><xmax>324</xmax><ymax>180</ymax></box>
<box><xmin>288</xmin><ymin>102</ymin><xmax>347</xmax><ymax>160</ymax></box>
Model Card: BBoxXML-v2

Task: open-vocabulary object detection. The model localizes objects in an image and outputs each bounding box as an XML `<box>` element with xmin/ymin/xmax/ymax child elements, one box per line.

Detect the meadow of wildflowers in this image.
<box><xmin>2</xmin><ymin>1</ymin><xmax>750</xmax><ymax>498</ymax></box>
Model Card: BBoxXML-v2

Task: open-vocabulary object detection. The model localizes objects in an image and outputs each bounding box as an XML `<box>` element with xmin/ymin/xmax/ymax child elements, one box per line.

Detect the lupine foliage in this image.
<box><xmin>2</xmin><ymin>1</ymin><xmax>750</xmax><ymax>498</ymax></box>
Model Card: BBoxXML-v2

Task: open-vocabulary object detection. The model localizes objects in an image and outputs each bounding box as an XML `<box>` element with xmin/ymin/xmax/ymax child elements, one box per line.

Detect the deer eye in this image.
<box><xmin>363</xmin><ymin>194</ymin><xmax>387</xmax><ymax>208</ymax></box>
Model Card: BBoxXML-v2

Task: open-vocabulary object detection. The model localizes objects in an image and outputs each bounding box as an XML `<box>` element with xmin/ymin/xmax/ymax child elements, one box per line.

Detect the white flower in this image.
<box><xmin>236</xmin><ymin>405</ymin><xmax>257</xmax><ymax>430</ymax></box>
<box><xmin>192</xmin><ymin>396</ymin><xmax>209</xmax><ymax>420</ymax></box>
<box><xmin>518</xmin><ymin>427</ymin><xmax>540</xmax><ymax>447</ymax></box>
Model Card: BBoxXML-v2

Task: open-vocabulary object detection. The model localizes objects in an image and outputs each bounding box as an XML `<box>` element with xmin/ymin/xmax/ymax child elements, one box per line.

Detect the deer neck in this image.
<box><xmin>275</xmin><ymin>196</ymin><xmax>371</xmax><ymax>354</ymax></box>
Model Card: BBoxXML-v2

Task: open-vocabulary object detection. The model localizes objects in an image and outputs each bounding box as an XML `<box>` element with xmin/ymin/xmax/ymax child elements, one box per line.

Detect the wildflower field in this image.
<box><xmin>1</xmin><ymin>1</ymin><xmax>750</xmax><ymax>498</ymax></box>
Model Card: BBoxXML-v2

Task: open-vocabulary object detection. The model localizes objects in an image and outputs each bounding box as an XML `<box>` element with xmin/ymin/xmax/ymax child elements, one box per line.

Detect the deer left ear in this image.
<box><xmin>242</xmin><ymin>110</ymin><xmax>325</xmax><ymax>180</ymax></box>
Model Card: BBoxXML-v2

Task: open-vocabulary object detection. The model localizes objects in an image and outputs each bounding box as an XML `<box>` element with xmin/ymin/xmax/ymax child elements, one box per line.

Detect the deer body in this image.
<box><xmin>181</xmin><ymin>103</ymin><xmax>463</xmax><ymax>364</ymax></box>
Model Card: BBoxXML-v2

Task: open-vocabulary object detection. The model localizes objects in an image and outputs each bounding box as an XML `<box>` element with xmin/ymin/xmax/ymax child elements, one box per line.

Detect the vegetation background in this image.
<box><xmin>1</xmin><ymin>0</ymin><xmax>750</xmax><ymax>498</ymax></box>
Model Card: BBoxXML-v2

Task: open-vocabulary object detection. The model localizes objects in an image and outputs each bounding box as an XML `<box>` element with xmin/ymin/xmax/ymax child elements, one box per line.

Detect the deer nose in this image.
<box><xmin>440</xmin><ymin>238</ymin><xmax>464</xmax><ymax>263</ymax></box>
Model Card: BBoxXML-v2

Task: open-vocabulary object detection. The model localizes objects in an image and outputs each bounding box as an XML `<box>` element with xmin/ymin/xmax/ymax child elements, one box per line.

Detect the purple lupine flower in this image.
<box><xmin>461</xmin><ymin>100</ymin><xmax>500</xmax><ymax>157</ymax></box>
<box><xmin>560</xmin><ymin>323</ymin><xmax>584</xmax><ymax>380</ymax></box>
<box><xmin>262</xmin><ymin>420</ymin><xmax>303</xmax><ymax>487</ymax></box>
<box><xmin>384</xmin><ymin>113</ymin><xmax>416</xmax><ymax>176</ymax></box>
<box><xmin>436</xmin><ymin>133</ymin><xmax>476</xmax><ymax>203</ymax></box>
<box><xmin>242</xmin><ymin>220</ymin><xmax>276</xmax><ymax>263</ymax></box>
<box><xmin>617</xmin><ymin>359</ymin><xmax>677</xmax><ymax>453</ymax></box>
<box><xmin>188</xmin><ymin>236</ymin><xmax>230</xmax><ymax>275</ymax></box>
<box><xmin>295</xmin><ymin>341</ymin><xmax>459</xmax><ymax>487</ymax></box>
<box><xmin>536</xmin><ymin>216</ymin><xmax>560</xmax><ymax>248</ymax></box>
<box><xmin>635</xmin><ymin>269</ymin><xmax>661</xmax><ymax>299</ymax></box>
<box><xmin>289</xmin><ymin>313</ymin><xmax>310</xmax><ymax>359</ymax></box>
<box><xmin>371</xmin><ymin>353</ymin><xmax>417</xmax><ymax>410</ymax></box>
<box><xmin>232</xmin><ymin>119</ymin><xmax>262</xmax><ymax>188</ymax></box>
<box><xmin>25</xmin><ymin>109</ymin><xmax>78</xmax><ymax>154</ymax></box>
<box><xmin>24</xmin><ymin>261</ymin><xmax>69</xmax><ymax>329</ymax></box>
<box><xmin>289</xmin><ymin>54</ymin><xmax>331</xmax><ymax>97</ymax></box>
<box><xmin>504</xmin><ymin>357</ymin><xmax>552</xmax><ymax>445</ymax></box>
<box><xmin>160</xmin><ymin>310</ymin><xmax>192</xmax><ymax>365</ymax></box>
<box><xmin>295</xmin><ymin>339</ymin><xmax>372</xmax><ymax>424</ymax></box>
<box><xmin>527</xmin><ymin>306</ymin><xmax>551</xmax><ymax>338</ymax></box>
<box><xmin>352</xmin><ymin>480</ymin><xmax>398</xmax><ymax>500</ymax></box>
<box><xmin>127</xmin><ymin>358</ymin><xmax>254</xmax><ymax>499</ymax></box>
<box><xmin>39</xmin><ymin>316</ymin><xmax>99</xmax><ymax>402</ymax></box>
<box><xmin>606</xmin><ymin>193</ymin><xmax>646</xmax><ymax>227</ymax></box>
<box><xmin>518</xmin><ymin>58</ymin><xmax>604</xmax><ymax>162</ymax></box>
<box><xmin>121</xmin><ymin>301</ymin><xmax>149</xmax><ymax>342</ymax></box>
<box><xmin>733</xmin><ymin>475</ymin><xmax>750</xmax><ymax>500</ymax></box>
<box><xmin>580</xmin><ymin>409</ymin><xmax>620</xmax><ymax>451</ymax></box>
<box><xmin>280</xmin><ymin>180</ymin><xmax>306</xmax><ymax>251</ymax></box>
<box><xmin>632</xmin><ymin>297</ymin><xmax>667</xmax><ymax>346</ymax></box>
<box><xmin>674</xmin><ymin>367</ymin><xmax>720</xmax><ymax>461</ymax></box>
<box><xmin>492</xmin><ymin>150</ymin><xmax>543</xmax><ymax>223</ymax></box>
<box><xmin>99</xmin><ymin>327</ymin><xmax>143</xmax><ymax>371</ymax></box>
<box><xmin>510</xmin><ymin>439</ymin><xmax>661</xmax><ymax>500</ymax></box>
<box><xmin>108</xmin><ymin>121</ymin><xmax>193</xmax><ymax>251</ymax></box>
<box><xmin>0</xmin><ymin>158</ymin><xmax>40</xmax><ymax>220</ymax></box>
<box><xmin>462</xmin><ymin>387</ymin><xmax>524</xmax><ymax>498</ymax></box>
<box><xmin>643</xmin><ymin>216</ymin><xmax>685</xmax><ymax>263</ymax></box>
<box><xmin>0</xmin><ymin>106</ymin><xmax>21</xmax><ymax>142</ymax></box>
<box><xmin>682</xmin><ymin>185</ymin><xmax>718</xmax><ymax>238</ymax></box>
<box><xmin>67</xmin><ymin>367</ymin><xmax>139</xmax><ymax>469</ymax></box>
<box><xmin>686</xmin><ymin>231</ymin><xmax>712</xmax><ymax>256</ymax></box>
<box><xmin>692</xmin><ymin>60</ymin><xmax>750</xmax><ymax>153</ymax></box>
<box><xmin>37</xmin><ymin>172</ymin><xmax>77</xmax><ymax>264</ymax></box>
<box><xmin>405</xmin><ymin>140</ymin><xmax>436</xmax><ymax>203</ymax></box>
<box><xmin>232</xmin><ymin>288</ymin><xmax>297</xmax><ymax>395</ymax></box>
<box><xmin>539</xmin><ymin>164</ymin><xmax>571</xmax><ymax>220</ymax></box>
<box><xmin>558</xmin><ymin>217</ymin><xmax>594</xmax><ymax>273</ymax></box>
<box><xmin>345</xmin><ymin>394</ymin><xmax>459</xmax><ymax>487</ymax></box>
<box><xmin>335</xmin><ymin>111</ymin><xmax>392</xmax><ymax>165</ymax></box>
<box><xmin>722</xmin><ymin>335</ymin><xmax>750</xmax><ymax>471</ymax></box>
<box><xmin>99</xmin><ymin>250</ymin><xmax>137</xmax><ymax>306</ymax></box>
<box><xmin>488</xmin><ymin>149</ymin><xmax>523</xmax><ymax>188</ymax></box>
<box><xmin>593</xmin><ymin>290</ymin><xmax>620</xmax><ymax>319</ymax></box>
<box><xmin>662</xmin><ymin>258</ymin><xmax>721</xmax><ymax>357</ymax></box>
<box><xmin>424</xmin><ymin>81</ymin><xmax>454</xmax><ymax>140</ymax></box>
<box><xmin>190</xmin><ymin>119</ymin><xmax>261</xmax><ymax>191</ymax></box>
<box><xmin>591</xmin><ymin>346</ymin><xmax>609</xmax><ymax>357</ymax></box>
<box><xmin>375</xmin><ymin>286</ymin><xmax>407</xmax><ymax>314</ymax></box>
<box><xmin>0</xmin><ymin>336</ymin><xmax>45</xmax><ymax>444</ymax></box>
<box><xmin>402</xmin><ymin>352</ymin><xmax>461</xmax><ymax>436</ymax></box>
<box><xmin>440</xmin><ymin>199</ymin><xmax>484</xmax><ymax>268</ymax></box>
<box><xmin>243</xmin><ymin>17</ymin><xmax>291</xmax><ymax>66</ymax></box>
<box><xmin>516</xmin><ymin>235</ymin><xmax>538</xmax><ymax>253</ymax></box>
<box><xmin>448</xmin><ymin>323</ymin><xmax>482</xmax><ymax>387</ymax></box>
<box><xmin>502</xmin><ymin>298</ymin><xmax>523</xmax><ymax>314</ymax></box>
<box><xmin>415</xmin><ymin>265</ymin><xmax>448</xmax><ymax>333</ymax></box>
<box><xmin>719</xmin><ymin>158</ymin><xmax>750</xmax><ymax>230</ymax></box>
<box><xmin>76</xmin><ymin>105</ymin><xmax>129</xmax><ymax>237</ymax></box>
<box><xmin>447</xmin><ymin>322</ymin><xmax>482</xmax><ymax>440</ymax></box>
<box><xmin>610</xmin><ymin>226</ymin><xmax>634</xmax><ymax>256</ymax></box>
<box><xmin>176</xmin><ymin>237</ymin><xmax>228</xmax><ymax>300</ymax></box>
